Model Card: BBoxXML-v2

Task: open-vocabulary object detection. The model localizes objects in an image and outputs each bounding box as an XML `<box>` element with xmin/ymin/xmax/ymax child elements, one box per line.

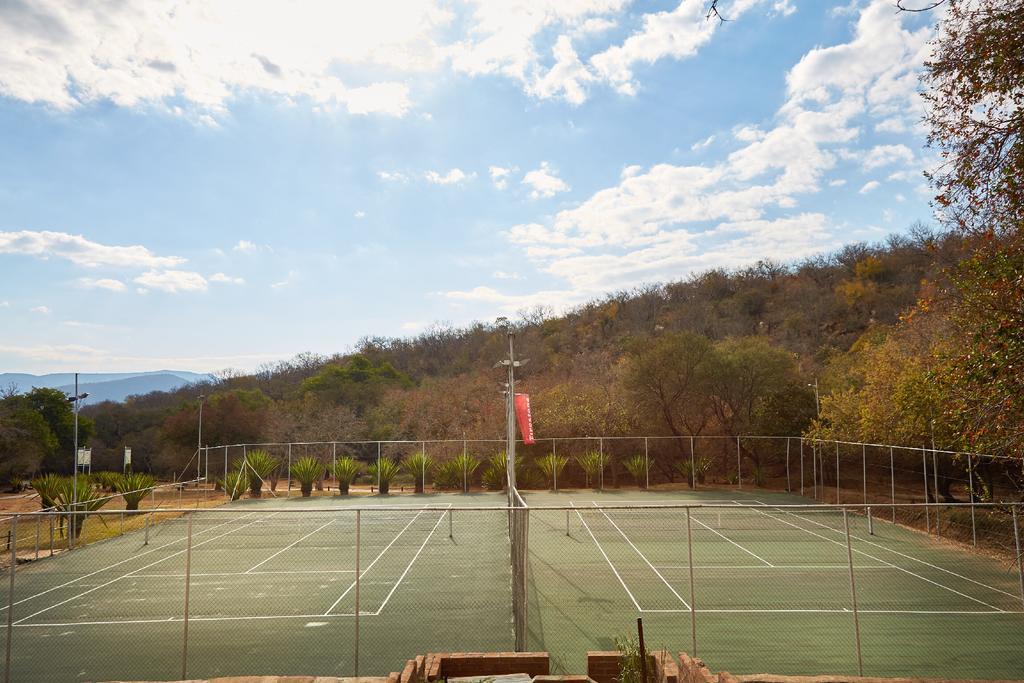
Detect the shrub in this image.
<box><xmin>676</xmin><ymin>456</ymin><xmax>713</xmax><ymax>486</ymax></box>
<box><xmin>623</xmin><ymin>455</ymin><xmax>650</xmax><ymax>489</ymax></box>
<box><xmin>452</xmin><ymin>453</ymin><xmax>481</xmax><ymax>492</ymax></box>
<box><xmin>616</xmin><ymin>633</ymin><xmax>651</xmax><ymax>683</ymax></box>
<box><xmin>368</xmin><ymin>457</ymin><xmax>400</xmax><ymax>494</ymax></box>
<box><xmin>432</xmin><ymin>460</ymin><xmax>463</xmax><ymax>491</ymax></box>
<box><xmin>331</xmin><ymin>457</ymin><xmax>361</xmax><ymax>495</ymax></box>
<box><xmin>576</xmin><ymin>451</ymin><xmax>603</xmax><ymax>488</ymax></box>
<box><xmin>402</xmin><ymin>452</ymin><xmax>432</xmax><ymax>493</ymax></box>
<box><xmin>32</xmin><ymin>473</ymin><xmax>63</xmax><ymax>510</ymax></box>
<box><xmin>537</xmin><ymin>453</ymin><xmax>568</xmax><ymax>490</ymax></box>
<box><xmin>52</xmin><ymin>474</ymin><xmax>107</xmax><ymax>539</ymax></box>
<box><xmin>291</xmin><ymin>457</ymin><xmax>325</xmax><ymax>497</ymax></box>
<box><xmin>482</xmin><ymin>453</ymin><xmax>507</xmax><ymax>491</ymax></box>
<box><xmin>92</xmin><ymin>471</ymin><xmax>120</xmax><ymax>492</ymax></box>
<box><xmin>224</xmin><ymin>470</ymin><xmax>247</xmax><ymax>501</ymax></box>
<box><xmin>242</xmin><ymin>450</ymin><xmax>278</xmax><ymax>498</ymax></box>
<box><xmin>115</xmin><ymin>472</ymin><xmax>156</xmax><ymax>510</ymax></box>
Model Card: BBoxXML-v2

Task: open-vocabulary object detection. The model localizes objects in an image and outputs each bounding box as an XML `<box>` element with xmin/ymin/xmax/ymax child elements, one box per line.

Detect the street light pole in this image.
<box><xmin>494</xmin><ymin>318</ymin><xmax>527</xmax><ymax>505</ymax></box>
<box><xmin>66</xmin><ymin>374</ymin><xmax>89</xmax><ymax>546</ymax></box>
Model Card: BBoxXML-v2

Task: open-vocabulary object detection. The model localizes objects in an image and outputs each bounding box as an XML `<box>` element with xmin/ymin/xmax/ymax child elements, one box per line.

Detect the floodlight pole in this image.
<box><xmin>506</xmin><ymin>328</ymin><xmax>517</xmax><ymax>501</ymax></box>
<box><xmin>66</xmin><ymin>374</ymin><xmax>89</xmax><ymax>545</ymax></box>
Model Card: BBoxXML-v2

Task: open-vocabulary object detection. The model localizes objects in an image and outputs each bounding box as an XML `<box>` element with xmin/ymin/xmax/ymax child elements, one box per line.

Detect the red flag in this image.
<box><xmin>514</xmin><ymin>393</ymin><xmax>535</xmax><ymax>445</ymax></box>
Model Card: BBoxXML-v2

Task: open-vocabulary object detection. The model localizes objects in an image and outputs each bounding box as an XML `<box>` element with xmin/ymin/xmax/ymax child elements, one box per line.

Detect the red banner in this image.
<box><xmin>514</xmin><ymin>393</ymin><xmax>535</xmax><ymax>445</ymax></box>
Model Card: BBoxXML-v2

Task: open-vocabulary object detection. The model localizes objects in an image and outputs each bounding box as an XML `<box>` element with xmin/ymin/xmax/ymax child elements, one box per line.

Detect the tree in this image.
<box><xmin>624</xmin><ymin>332</ymin><xmax>715</xmax><ymax>438</ymax></box>
<box><xmin>301</xmin><ymin>355</ymin><xmax>412</xmax><ymax>414</ymax></box>
<box><xmin>0</xmin><ymin>395</ymin><xmax>58</xmax><ymax>485</ymax></box>
<box><xmin>17</xmin><ymin>388</ymin><xmax>94</xmax><ymax>473</ymax></box>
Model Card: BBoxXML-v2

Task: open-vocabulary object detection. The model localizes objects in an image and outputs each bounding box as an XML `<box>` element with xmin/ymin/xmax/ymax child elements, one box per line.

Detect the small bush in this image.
<box><xmin>623</xmin><ymin>455</ymin><xmax>650</xmax><ymax>489</ymax></box>
<box><xmin>368</xmin><ymin>457</ymin><xmax>400</xmax><ymax>494</ymax></box>
<box><xmin>32</xmin><ymin>473</ymin><xmax>63</xmax><ymax>510</ymax></box>
<box><xmin>331</xmin><ymin>457</ymin><xmax>361</xmax><ymax>495</ymax></box>
<box><xmin>224</xmin><ymin>470</ymin><xmax>247</xmax><ymax>500</ymax></box>
<box><xmin>242</xmin><ymin>450</ymin><xmax>278</xmax><ymax>497</ymax></box>
<box><xmin>402</xmin><ymin>452</ymin><xmax>433</xmax><ymax>494</ymax></box>
<box><xmin>433</xmin><ymin>460</ymin><xmax>463</xmax><ymax>490</ymax></box>
<box><xmin>676</xmin><ymin>456</ymin><xmax>713</xmax><ymax>486</ymax></box>
<box><xmin>482</xmin><ymin>453</ymin><xmax>507</xmax><ymax>491</ymax></box>
<box><xmin>452</xmin><ymin>453</ymin><xmax>481</xmax><ymax>492</ymax></box>
<box><xmin>291</xmin><ymin>457</ymin><xmax>325</xmax><ymax>497</ymax></box>
<box><xmin>537</xmin><ymin>453</ymin><xmax>568</xmax><ymax>489</ymax></box>
<box><xmin>115</xmin><ymin>472</ymin><xmax>156</xmax><ymax>510</ymax></box>
<box><xmin>576</xmin><ymin>451</ymin><xmax>603</xmax><ymax>488</ymax></box>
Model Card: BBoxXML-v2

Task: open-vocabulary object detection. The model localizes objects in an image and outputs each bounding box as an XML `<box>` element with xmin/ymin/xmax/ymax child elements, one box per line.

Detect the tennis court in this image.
<box><xmin>2</xmin><ymin>490</ymin><xmax>1023</xmax><ymax>681</ymax></box>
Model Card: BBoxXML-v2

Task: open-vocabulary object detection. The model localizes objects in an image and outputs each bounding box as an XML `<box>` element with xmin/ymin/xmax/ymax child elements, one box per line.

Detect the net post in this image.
<box><xmin>785</xmin><ymin>437</ymin><xmax>791</xmax><ymax>493</ymax></box>
<box><xmin>889</xmin><ymin>447</ymin><xmax>896</xmax><ymax>524</ymax></box>
<box><xmin>867</xmin><ymin>506</ymin><xmax>873</xmax><ymax>536</ymax></box>
<box><xmin>932</xmin><ymin>450</ymin><xmax>941</xmax><ymax>537</ymax></box>
<box><xmin>1012</xmin><ymin>504</ymin><xmax>1024</xmax><ymax>611</ymax></box>
<box><xmin>4</xmin><ymin>515</ymin><xmax>17</xmax><ymax>683</ymax></box>
<box><xmin>120</xmin><ymin>511</ymin><xmax>124</xmax><ymax>536</ymax></box>
<box><xmin>181</xmin><ymin>513</ymin><xmax>193</xmax><ymax>681</ymax></box>
<box><xmin>448</xmin><ymin>508</ymin><xmax>453</xmax><ymax>539</ymax></box>
<box><xmin>967</xmin><ymin>454</ymin><xmax>976</xmax><ymax>546</ymax></box>
<box><xmin>566</xmin><ymin>509</ymin><xmax>570</xmax><ymax>537</ymax></box>
<box><xmin>843</xmin><ymin>508</ymin><xmax>864</xmax><ymax>676</ymax></box>
<box><xmin>685</xmin><ymin>507</ymin><xmax>697</xmax><ymax>657</ymax></box>
<box><xmin>736</xmin><ymin>437</ymin><xmax>742</xmax><ymax>489</ymax></box>
<box><xmin>355</xmin><ymin>509</ymin><xmax>361</xmax><ymax>677</ymax></box>
<box><xmin>144</xmin><ymin>513</ymin><xmax>150</xmax><ymax>546</ymax></box>
<box><xmin>921</xmin><ymin>449</ymin><xmax>930</xmax><ymax>533</ymax></box>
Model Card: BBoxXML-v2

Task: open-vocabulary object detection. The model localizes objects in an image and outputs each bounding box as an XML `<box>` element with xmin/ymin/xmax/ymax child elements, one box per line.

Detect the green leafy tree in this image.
<box><xmin>19</xmin><ymin>388</ymin><xmax>93</xmax><ymax>473</ymax></box>
<box><xmin>0</xmin><ymin>395</ymin><xmax>58</xmax><ymax>484</ymax></box>
<box><xmin>301</xmin><ymin>355</ymin><xmax>412</xmax><ymax>414</ymax></box>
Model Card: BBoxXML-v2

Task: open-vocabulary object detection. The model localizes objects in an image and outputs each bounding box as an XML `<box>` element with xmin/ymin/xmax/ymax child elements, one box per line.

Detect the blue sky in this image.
<box><xmin>0</xmin><ymin>0</ymin><xmax>936</xmax><ymax>374</ymax></box>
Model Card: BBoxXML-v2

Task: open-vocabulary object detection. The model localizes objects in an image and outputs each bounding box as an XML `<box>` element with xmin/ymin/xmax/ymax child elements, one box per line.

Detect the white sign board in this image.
<box><xmin>76</xmin><ymin>448</ymin><xmax>92</xmax><ymax>466</ymax></box>
<box><xmin>124</xmin><ymin>447</ymin><xmax>132</xmax><ymax>467</ymax></box>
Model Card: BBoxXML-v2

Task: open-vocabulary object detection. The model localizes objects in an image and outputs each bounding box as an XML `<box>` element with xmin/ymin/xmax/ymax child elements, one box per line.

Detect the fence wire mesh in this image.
<box><xmin>1</xmin><ymin>498</ymin><xmax>1023</xmax><ymax>682</ymax></box>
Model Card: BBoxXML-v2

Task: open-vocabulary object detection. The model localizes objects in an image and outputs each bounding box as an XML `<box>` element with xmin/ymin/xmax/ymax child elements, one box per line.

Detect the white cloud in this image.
<box><xmin>874</xmin><ymin>117</ymin><xmax>908</xmax><ymax>134</ymax></box>
<box><xmin>861</xmin><ymin>144</ymin><xmax>915</xmax><ymax>170</ymax></box>
<box><xmin>493</xmin><ymin>270</ymin><xmax>522</xmax><ymax>280</ymax></box>
<box><xmin>425</xmin><ymin>168</ymin><xmax>473</xmax><ymax>185</ymax></box>
<box><xmin>134</xmin><ymin>270</ymin><xmax>208</xmax><ymax>293</ymax></box>
<box><xmin>271</xmin><ymin>270</ymin><xmax>299</xmax><ymax>289</ymax></box>
<box><xmin>0</xmin><ymin>230</ymin><xmax>184</xmax><ymax>268</ymax></box>
<box><xmin>859</xmin><ymin>180</ymin><xmax>881</xmax><ymax>194</ymax></box>
<box><xmin>691</xmin><ymin>134</ymin><xmax>716</xmax><ymax>151</ymax></box>
<box><xmin>354</xmin><ymin>210</ymin><xmax>366</xmax><ymax>219</ymax></box>
<box><xmin>209</xmin><ymin>272</ymin><xmax>245</xmax><ymax>285</ymax></box>
<box><xmin>829</xmin><ymin>179</ymin><xmax>847</xmax><ymax>187</ymax></box>
<box><xmin>522</xmin><ymin>162</ymin><xmax>570</xmax><ymax>199</ymax></box>
<box><xmin>377</xmin><ymin>171</ymin><xmax>408</xmax><ymax>182</ymax></box>
<box><xmin>525</xmin><ymin>35</ymin><xmax>595</xmax><ymax>105</ymax></box>
<box><xmin>233</xmin><ymin>240</ymin><xmax>258</xmax><ymax>253</ymax></box>
<box><xmin>772</xmin><ymin>0</ymin><xmax>797</xmax><ymax>16</ymax></box>
<box><xmin>733</xmin><ymin>125</ymin><xmax>766</xmax><ymax>142</ymax></box>
<box><xmin>30</xmin><ymin>305</ymin><xmax>51</xmax><ymax>314</ymax></box>
<box><xmin>0</xmin><ymin>1</ymin><xmax>424</xmax><ymax>117</ymax></box>
<box><xmin>76</xmin><ymin>277</ymin><xmax>127</xmax><ymax>292</ymax></box>
<box><xmin>400</xmin><ymin>321</ymin><xmax>424</xmax><ymax>331</ymax></box>
<box><xmin>0</xmin><ymin>301</ymin><xmax>9</xmax><ymax>308</ymax></box>
<box><xmin>489</xmin><ymin>166</ymin><xmax>516</xmax><ymax>190</ymax></box>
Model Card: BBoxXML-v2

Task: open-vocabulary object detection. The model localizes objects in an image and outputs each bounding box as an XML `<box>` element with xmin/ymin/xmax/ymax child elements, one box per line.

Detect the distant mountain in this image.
<box><xmin>0</xmin><ymin>371</ymin><xmax>212</xmax><ymax>403</ymax></box>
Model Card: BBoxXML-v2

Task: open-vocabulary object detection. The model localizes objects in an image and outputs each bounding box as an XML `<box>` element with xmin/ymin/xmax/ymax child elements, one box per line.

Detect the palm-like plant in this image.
<box><xmin>537</xmin><ymin>453</ymin><xmax>568</xmax><ymax>490</ymax></box>
<box><xmin>482</xmin><ymin>452</ymin><xmax>507</xmax><ymax>491</ymax></box>
<box><xmin>432</xmin><ymin>460</ymin><xmax>462</xmax><ymax>491</ymax></box>
<box><xmin>576</xmin><ymin>451</ymin><xmax>603</xmax><ymax>488</ymax></box>
<box><xmin>224</xmin><ymin>470</ymin><xmax>248</xmax><ymax>501</ymax></box>
<box><xmin>241</xmin><ymin>450</ymin><xmax>278</xmax><ymax>498</ymax></box>
<box><xmin>32</xmin><ymin>473</ymin><xmax>63</xmax><ymax>510</ymax></box>
<box><xmin>92</xmin><ymin>471</ymin><xmax>120</xmax><ymax>492</ymax></box>
<box><xmin>291</xmin><ymin>457</ymin><xmax>325</xmax><ymax>497</ymax></box>
<box><xmin>53</xmin><ymin>474</ymin><xmax>107</xmax><ymax>539</ymax></box>
<box><xmin>402</xmin><ymin>452</ymin><xmax>433</xmax><ymax>493</ymax></box>
<box><xmin>675</xmin><ymin>456</ymin><xmax>713</xmax><ymax>487</ymax></box>
<box><xmin>368</xmin><ymin>457</ymin><xmax>400</xmax><ymax>494</ymax></box>
<box><xmin>452</xmin><ymin>453</ymin><xmax>481</xmax><ymax>493</ymax></box>
<box><xmin>623</xmin><ymin>455</ymin><xmax>650</xmax><ymax>489</ymax></box>
<box><xmin>115</xmin><ymin>472</ymin><xmax>156</xmax><ymax>510</ymax></box>
<box><xmin>331</xmin><ymin>457</ymin><xmax>361</xmax><ymax>495</ymax></box>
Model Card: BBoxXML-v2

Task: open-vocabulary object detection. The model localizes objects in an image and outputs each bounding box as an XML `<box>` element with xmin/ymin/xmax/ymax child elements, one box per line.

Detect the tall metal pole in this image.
<box><xmin>800</xmin><ymin>437</ymin><xmax>804</xmax><ymax>496</ymax></box>
<box><xmin>889</xmin><ymin>447</ymin><xmax>896</xmax><ymax>523</ymax></box>
<box><xmin>355</xmin><ymin>509</ymin><xmax>361</xmax><ymax>676</ymax></box>
<box><xmin>4</xmin><ymin>516</ymin><xmax>16</xmax><ymax>683</ymax></box>
<box><xmin>181</xmin><ymin>513</ymin><xmax>193</xmax><ymax>680</ymax></box>
<box><xmin>785</xmin><ymin>437</ymin><xmax>791</xmax><ymax>493</ymax></box>
<box><xmin>967</xmin><ymin>454</ymin><xmax>977</xmax><ymax>546</ymax></box>
<box><xmin>72</xmin><ymin>373</ymin><xmax>78</xmax><ymax>545</ymax></box>
<box><xmin>685</xmin><ymin>508</ymin><xmax>697</xmax><ymax>657</ymax></box>
<box><xmin>843</xmin><ymin>509</ymin><xmax>864</xmax><ymax>676</ymax></box>
<box><xmin>922</xmin><ymin>449</ymin><xmax>931</xmax><ymax>533</ymax></box>
<box><xmin>505</xmin><ymin>329</ymin><xmax>517</xmax><ymax>500</ymax></box>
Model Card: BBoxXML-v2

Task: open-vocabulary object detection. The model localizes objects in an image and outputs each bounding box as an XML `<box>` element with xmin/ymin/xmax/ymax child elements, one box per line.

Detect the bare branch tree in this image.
<box><xmin>706</xmin><ymin>0</ymin><xmax>730</xmax><ymax>23</ymax></box>
<box><xmin>895</xmin><ymin>0</ymin><xmax>946</xmax><ymax>11</ymax></box>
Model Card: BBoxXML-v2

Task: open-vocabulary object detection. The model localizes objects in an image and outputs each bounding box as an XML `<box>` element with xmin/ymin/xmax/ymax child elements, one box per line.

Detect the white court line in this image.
<box><xmin>570</xmin><ymin>502</ymin><xmax>644</xmax><ymax>612</ymax></box>
<box><xmin>374</xmin><ymin>505</ymin><xmax>451</xmax><ymax>615</ymax></box>
<box><xmin>688</xmin><ymin>512</ymin><xmax>774</xmax><ymax>567</ymax></box>
<box><xmin>758</xmin><ymin>501</ymin><xmax>1021</xmax><ymax>601</ymax></box>
<box><xmin>654</xmin><ymin>565</ymin><xmax>894</xmax><ymax>570</ymax></box>
<box><xmin>591</xmin><ymin>502</ymin><xmax>690</xmax><ymax>610</ymax></box>
<box><xmin>244</xmin><ymin>518</ymin><xmax>335</xmax><ymax>573</ymax></box>
<box><xmin>13</xmin><ymin>512</ymin><xmax>280</xmax><ymax>626</ymax></box>
<box><xmin>5</xmin><ymin>606</ymin><xmax>1019</xmax><ymax>629</ymax></box>
<box><xmin>322</xmin><ymin>508</ymin><xmax>427</xmax><ymax>615</ymax></box>
<box><xmin>129</xmin><ymin>569</ymin><xmax>357</xmax><ymax>578</ymax></box>
<box><xmin>744</xmin><ymin>502</ymin><xmax>1005</xmax><ymax>612</ymax></box>
<box><xmin>0</xmin><ymin>510</ymin><xmax>260</xmax><ymax>614</ymax></box>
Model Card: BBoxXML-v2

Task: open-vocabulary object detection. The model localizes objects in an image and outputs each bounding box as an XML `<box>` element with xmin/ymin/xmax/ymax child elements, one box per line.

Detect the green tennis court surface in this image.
<box><xmin>3</xmin><ymin>490</ymin><xmax>1023</xmax><ymax>681</ymax></box>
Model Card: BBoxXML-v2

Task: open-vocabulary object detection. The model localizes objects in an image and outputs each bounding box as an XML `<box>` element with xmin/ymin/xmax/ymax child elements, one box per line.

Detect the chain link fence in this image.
<box><xmin>1</xmin><ymin>500</ymin><xmax>1022</xmax><ymax>682</ymax></box>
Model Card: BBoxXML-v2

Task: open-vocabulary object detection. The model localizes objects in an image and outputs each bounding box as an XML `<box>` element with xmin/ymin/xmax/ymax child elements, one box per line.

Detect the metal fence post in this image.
<box><xmin>843</xmin><ymin>509</ymin><xmax>864</xmax><ymax>676</ymax></box>
<box><xmin>1012</xmin><ymin>505</ymin><xmax>1024</xmax><ymax>611</ymax></box>
<box><xmin>599</xmin><ymin>438</ymin><xmax>604</xmax><ymax>491</ymax></box>
<box><xmin>862</xmin><ymin>444</ymin><xmax>867</xmax><ymax>504</ymax></box>
<box><xmin>689</xmin><ymin>437</ymin><xmax>696</xmax><ymax>489</ymax></box>
<box><xmin>553</xmin><ymin>439</ymin><xmax>558</xmax><ymax>493</ymax></box>
<box><xmin>376</xmin><ymin>442</ymin><xmax>382</xmax><ymax>492</ymax></box>
<box><xmin>785</xmin><ymin>437</ymin><xmax>791</xmax><ymax>493</ymax></box>
<box><xmin>921</xmin><ymin>450</ymin><xmax>931</xmax><ymax>533</ymax></box>
<box><xmin>889</xmin><ymin>447</ymin><xmax>896</xmax><ymax>524</ymax></box>
<box><xmin>355</xmin><ymin>509</ymin><xmax>361</xmax><ymax>677</ymax></box>
<box><xmin>812</xmin><ymin>441</ymin><xmax>818</xmax><ymax>500</ymax></box>
<box><xmin>835</xmin><ymin>441</ymin><xmax>840</xmax><ymax>504</ymax></box>
<box><xmin>736</xmin><ymin>437</ymin><xmax>742</xmax><ymax>489</ymax></box>
<box><xmin>5</xmin><ymin>515</ymin><xmax>17</xmax><ymax>683</ymax></box>
<box><xmin>181</xmin><ymin>513</ymin><xmax>193</xmax><ymax>681</ymax></box>
<box><xmin>34</xmin><ymin>517</ymin><xmax>39</xmax><ymax>561</ymax></box>
<box><xmin>223</xmin><ymin>446</ymin><xmax>228</xmax><ymax>498</ymax></box>
<box><xmin>287</xmin><ymin>443</ymin><xmax>292</xmax><ymax>496</ymax></box>
<box><xmin>967</xmin><ymin>454</ymin><xmax>977</xmax><ymax>546</ymax></box>
<box><xmin>332</xmin><ymin>443</ymin><xmax>337</xmax><ymax>492</ymax></box>
<box><xmin>685</xmin><ymin>508</ymin><xmax>697</xmax><ymax>657</ymax></box>
<box><xmin>932</xmin><ymin>450</ymin><xmax>941</xmax><ymax>537</ymax></box>
<box><xmin>644</xmin><ymin>437</ymin><xmax>649</xmax><ymax>490</ymax></box>
<box><xmin>48</xmin><ymin>517</ymin><xmax>53</xmax><ymax>557</ymax></box>
<box><xmin>800</xmin><ymin>438</ymin><xmax>804</xmax><ymax>496</ymax></box>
